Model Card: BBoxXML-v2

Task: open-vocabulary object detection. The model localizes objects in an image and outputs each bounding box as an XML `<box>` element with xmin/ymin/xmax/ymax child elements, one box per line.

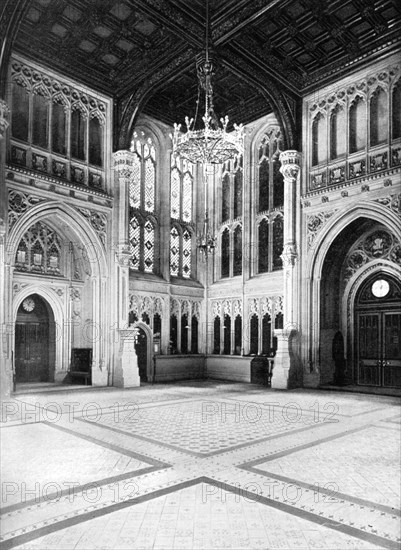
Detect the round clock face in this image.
<box><xmin>371</xmin><ymin>279</ymin><xmax>390</xmax><ymax>298</ymax></box>
<box><xmin>22</xmin><ymin>297</ymin><xmax>35</xmax><ymax>312</ymax></box>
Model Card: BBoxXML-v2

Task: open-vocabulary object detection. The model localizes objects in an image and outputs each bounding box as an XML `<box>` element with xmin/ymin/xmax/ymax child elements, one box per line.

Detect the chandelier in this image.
<box><xmin>171</xmin><ymin>0</ymin><xmax>244</xmax><ymax>165</ymax></box>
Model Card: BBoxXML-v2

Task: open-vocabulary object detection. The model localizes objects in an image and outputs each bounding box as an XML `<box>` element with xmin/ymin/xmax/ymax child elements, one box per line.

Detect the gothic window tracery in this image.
<box><xmin>370</xmin><ymin>87</ymin><xmax>388</xmax><ymax>147</ymax></box>
<box><xmin>312</xmin><ymin>112</ymin><xmax>327</xmax><ymax>166</ymax></box>
<box><xmin>10</xmin><ymin>60</ymin><xmax>107</xmax><ymax>188</ymax></box>
<box><xmin>349</xmin><ymin>96</ymin><xmax>366</xmax><ymax>153</ymax></box>
<box><xmin>169</xmin><ymin>155</ymin><xmax>193</xmax><ymax>279</ymax></box>
<box><xmin>219</xmin><ymin>156</ymin><xmax>243</xmax><ymax>280</ymax></box>
<box><xmin>15</xmin><ymin>221</ymin><xmax>62</xmax><ymax>275</ymax></box>
<box><xmin>128</xmin><ymin>131</ymin><xmax>157</xmax><ymax>274</ymax></box>
<box><xmin>330</xmin><ymin>105</ymin><xmax>346</xmax><ymax>160</ymax></box>
<box><xmin>170</xmin><ymin>225</ymin><xmax>193</xmax><ymax>279</ymax></box>
<box><xmin>256</xmin><ymin>127</ymin><xmax>284</xmax><ymax>274</ymax></box>
<box><xmin>393</xmin><ymin>80</ymin><xmax>401</xmax><ymax>140</ymax></box>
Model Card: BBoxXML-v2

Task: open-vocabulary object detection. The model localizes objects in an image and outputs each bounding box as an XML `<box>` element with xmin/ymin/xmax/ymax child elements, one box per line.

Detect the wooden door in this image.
<box><xmin>15</xmin><ymin>322</ymin><xmax>49</xmax><ymax>382</ymax></box>
<box><xmin>383</xmin><ymin>313</ymin><xmax>401</xmax><ymax>388</ymax></box>
<box><xmin>358</xmin><ymin>314</ymin><xmax>381</xmax><ymax>386</ymax></box>
<box><xmin>357</xmin><ymin>312</ymin><xmax>401</xmax><ymax>388</ymax></box>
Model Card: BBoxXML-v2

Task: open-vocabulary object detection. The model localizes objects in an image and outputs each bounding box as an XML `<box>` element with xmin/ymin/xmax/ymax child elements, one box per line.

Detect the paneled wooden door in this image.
<box><xmin>357</xmin><ymin>312</ymin><xmax>401</xmax><ymax>388</ymax></box>
<box><xmin>15</xmin><ymin>322</ymin><xmax>49</xmax><ymax>382</ymax></box>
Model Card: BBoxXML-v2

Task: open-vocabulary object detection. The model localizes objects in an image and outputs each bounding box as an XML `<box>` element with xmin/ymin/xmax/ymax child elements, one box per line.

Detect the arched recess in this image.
<box><xmin>131</xmin><ymin>321</ymin><xmax>153</xmax><ymax>382</ymax></box>
<box><xmin>13</xmin><ymin>287</ymin><xmax>63</xmax><ymax>378</ymax></box>
<box><xmin>6</xmin><ymin>201</ymin><xmax>109</xmax><ymax>384</ymax></box>
<box><xmin>306</xmin><ymin>202</ymin><xmax>401</xmax><ymax>383</ymax></box>
<box><xmin>342</xmin><ymin>261</ymin><xmax>401</xmax><ymax>386</ymax></box>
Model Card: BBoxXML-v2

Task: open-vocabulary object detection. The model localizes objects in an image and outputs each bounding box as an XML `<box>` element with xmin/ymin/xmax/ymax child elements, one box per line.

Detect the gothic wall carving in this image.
<box><xmin>11</xmin><ymin>59</ymin><xmax>107</xmax><ymax>123</ymax></box>
<box><xmin>343</xmin><ymin>228</ymin><xmax>401</xmax><ymax>284</ymax></box>
<box><xmin>307</xmin><ymin>210</ymin><xmax>337</xmax><ymax>248</ymax></box>
<box><xmin>77</xmin><ymin>208</ymin><xmax>108</xmax><ymax>247</ymax></box>
<box><xmin>8</xmin><ymin>190</ymin><xmax>46</xmax><ymax>229</ymax></box>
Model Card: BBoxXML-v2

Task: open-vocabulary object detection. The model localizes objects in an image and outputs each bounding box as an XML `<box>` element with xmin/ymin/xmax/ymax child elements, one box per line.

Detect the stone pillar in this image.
<box><xmin>0</xmin><ymin>100</ymin><xmax>11</xmax><ymax>398</ymax></box>
<box><xmin>114</xmin><ymin>328</ymin><xmax>140</xmax><ymax>387</ymax></box>
<box><xmin>271</xmin><ymin>150</ymin><xmax>302</xmax><ymax>389</ymax></box>
<box><xmin>113</xmin><ymin>151</ymin><xmax>135</xmax><ymax>328</ymax></box>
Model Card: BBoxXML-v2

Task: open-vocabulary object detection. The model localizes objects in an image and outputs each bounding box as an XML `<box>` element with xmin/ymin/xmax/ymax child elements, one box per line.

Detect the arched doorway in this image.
<box><xmin>355</xmin><ymin>274</ymin><xmax>401</xmax><ymax>388</ymax></box>
<box><xmin>15</xmin><ymin>294</ymin><xmax>56</xmax><ymax>384</ymax></box>
<box><xmin>135</xmin><ymin>327</ymin><xmax>148</xmax><ymax>382</ymax></box>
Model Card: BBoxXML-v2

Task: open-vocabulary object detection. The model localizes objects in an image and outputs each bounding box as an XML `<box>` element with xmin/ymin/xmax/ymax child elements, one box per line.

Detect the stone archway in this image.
<box><xmin>306</xmin><ymin>202</ymin><xmax>401</xmax><ymax>386</ymax></box>
<box><xmin>4</xmin><ymin>202</ymin><xmax>109</xmax><ymax>392</ymax></box>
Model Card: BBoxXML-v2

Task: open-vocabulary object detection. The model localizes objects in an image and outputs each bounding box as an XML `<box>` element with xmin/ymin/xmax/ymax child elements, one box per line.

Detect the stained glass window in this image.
<box><xmin>170</xmin><ymin>154</ymin><xmax>193</xmax><ymax>278</ymax></box>
<box><xmin>170</xmin><ymin>227</ymin><xmax>180</xmax><ymax>277</ymax></box>
<box><xmin>182</xmin><ymin>173</ymin><xmax>192</xmax><ymax>222</ymax></box>
<box><xmin>182</xmin><ymin>229</ymin><xmax>191</xmax><ymax>278</ymax></box>
<box><xmin>144</xmin><ymin>157</ymin><xmax>155</xmax><ymax>212</ymax></box>
<box><xmin>129</xmin><ymin>216</ymin><xmax>140</xmax><ymax>270</ymax></box>
<box><xmin>129</xmin><ymin>154</ymin><xmax>141</xmax><ymax>209</ymax></box>
<box><xmin>171</xmin><ymin>168</ymin><xmax>180</xmax><ymax>219</ymax></box>
<box><xmin>128</xmin><ymin>131</ymin><xmax>157</xmax><ymax>273</ymax></box>
<box><xmin>257</xmin><ymin>128</ymin><xmax>284</xmax><ymax>274</ymax></box>
<box><xmin>144</xmin><ymin>221</ymin><xmax>154</xmax><ymax>273</ymax></box>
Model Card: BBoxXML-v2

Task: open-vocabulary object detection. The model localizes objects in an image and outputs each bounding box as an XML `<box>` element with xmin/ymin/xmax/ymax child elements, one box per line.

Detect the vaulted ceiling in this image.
<box><xmin>9</xmin><ymin>0</ymin><xmax>401</xmax><ymax>146</ymax></box>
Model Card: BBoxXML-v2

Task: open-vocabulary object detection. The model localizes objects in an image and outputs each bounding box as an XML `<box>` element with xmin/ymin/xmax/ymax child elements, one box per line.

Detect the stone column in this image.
<box><xmin>271</xmin><ymin>150</ymin><xmax>302</xmax><ymax>389</ymax></box>
<box><xmin>112</xmin><ymin>151</ymin><xmax>136</xmax><ymax>386</ymax></box>
<box><xmin>0</xmin><ymin>100</ymin><xmax>11</xmax><ymax>398</ymax></box>
<box><xmin>113</xmin><ymin>151</ymin><xmax>135</xmax><ymax>327</ymax></box>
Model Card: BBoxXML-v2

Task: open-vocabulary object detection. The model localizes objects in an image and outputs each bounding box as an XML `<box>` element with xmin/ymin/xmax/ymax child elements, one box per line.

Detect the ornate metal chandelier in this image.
<box><xmin>171</xmin><ymin>0</ymin><xmax>244</xmax><ymax>165</ymax></box>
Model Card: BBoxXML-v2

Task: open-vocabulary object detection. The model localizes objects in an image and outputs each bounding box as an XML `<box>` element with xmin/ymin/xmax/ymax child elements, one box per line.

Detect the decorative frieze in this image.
<box><xmin>129</xmin><ymin>294</ymin><xmax>167</xmax><ymax>321</ymax></box>
<box><xmin>349</xmin><ymin>159</ymin><xmax>366</xmax><ymax>179</ymax></box>
<box><xmin>329</xmin><ymin>165</ymin><xmax>345</xmax><ymax>185</ymax></box>
<box><xmin>392</xmin><ymin>147</ymin><xmax>401</xmax><ymax>166</ymax></box>
<box><xmin>370</xmin><ymin>151</ymin><xmax>388</xmax><ymax>172</ymax></box>
<box><xmin>310</xmin><ymin>171</ymin><xmax>327</xmax><ymax>190</ymax></box>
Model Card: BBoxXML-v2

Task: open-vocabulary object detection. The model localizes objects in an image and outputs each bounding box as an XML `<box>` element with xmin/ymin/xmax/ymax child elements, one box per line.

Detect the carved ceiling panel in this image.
<box><xmin>11</xmin><ymin>0</ymin><xmax>401</xmax><ymax>130</ymax></box>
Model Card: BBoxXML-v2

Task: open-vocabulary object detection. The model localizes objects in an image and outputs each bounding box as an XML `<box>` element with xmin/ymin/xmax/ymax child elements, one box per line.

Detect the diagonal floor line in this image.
<box><xmin>0</xmin><ymin>420</ymin><xmax>172</xmax><ymax>515</ymax></box>
<box><xmin>240</xmin><ymin>423</ymin><xmax>372</xmax><ymax>468</ymax></box>
<box><xmin>207</xmin><ymin>479</ymin><xmax>400</xmax><ymax>550</ymax></box>
<box><xmin>1</xmin><ymin>476</ymin><xmax>399</xmax><ymax>550</ymax></box>
<box><xmin>76</xmin><ymin>413</ymin><xmax>333</xmax><ymax>458</ymax></box>
<box><xmin>0</xmin><ymin>466</ymin><xmax>161</xmax><ymax>516</ymax></box>
<box><xmin>42</xmin><ymin>421</ymin><xmax>169</xmax><ymax>467</ymax></box>
<box><xmin>240</xmin><ymin>468</ymin><xmax>401</xmax><ymax>517</ymax></box>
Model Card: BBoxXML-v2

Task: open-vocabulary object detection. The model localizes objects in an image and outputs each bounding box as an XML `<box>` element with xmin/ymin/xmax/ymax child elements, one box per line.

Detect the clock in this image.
<box><xmin>22</xmin><ymin>297</ymin><xmax>35</xmax><ymax>312</ymax></box>
<box><xmin>371</xmin><ymin>279</ymin><xmax>390</xmax><ymax>298</ymax></box>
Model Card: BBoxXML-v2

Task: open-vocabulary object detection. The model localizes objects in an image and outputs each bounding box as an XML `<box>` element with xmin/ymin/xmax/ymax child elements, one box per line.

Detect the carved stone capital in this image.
<box><xmin>113</xmin><ymin>150</ymin><xmax>138</xmax><ymax>175</ymax></box>
<box><xmin>279</xmin><ymin>150</ymin><xmax>301</xmax><ymax>180</ymax></box>
<box><xmin>0</xmin><ymin>100</ymin><xmax>10</xmax><ymax>140</ymax></box>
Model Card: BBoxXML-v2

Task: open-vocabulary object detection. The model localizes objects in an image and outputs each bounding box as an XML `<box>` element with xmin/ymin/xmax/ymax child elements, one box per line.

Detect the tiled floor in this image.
<box><xmin>1</xmin><ymin>380</ymin><xmax>400</xmax><ymax>549</ymax></box>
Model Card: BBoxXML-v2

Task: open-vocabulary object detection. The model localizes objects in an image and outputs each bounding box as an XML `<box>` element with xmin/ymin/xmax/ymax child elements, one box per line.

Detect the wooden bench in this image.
<box><xmin>69</xmin><ymin>348</ymin><xmax>92</xmax><ymax>385</ymax></box>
